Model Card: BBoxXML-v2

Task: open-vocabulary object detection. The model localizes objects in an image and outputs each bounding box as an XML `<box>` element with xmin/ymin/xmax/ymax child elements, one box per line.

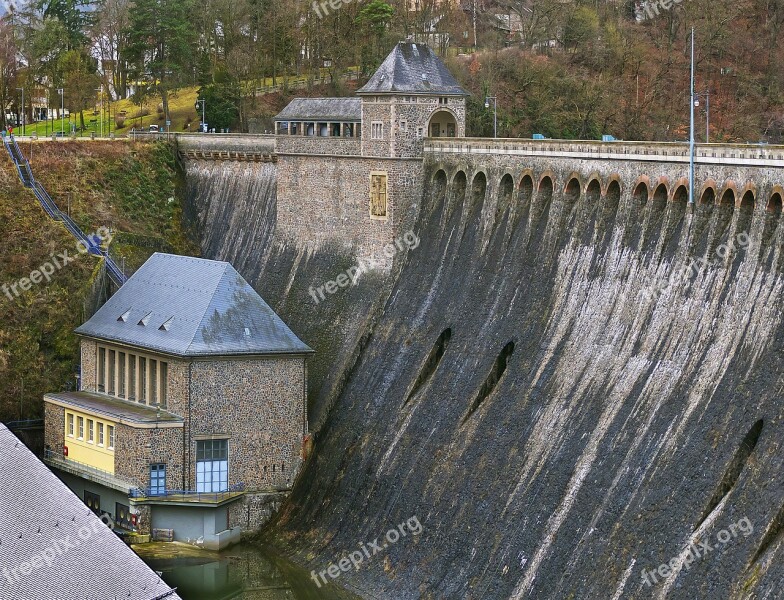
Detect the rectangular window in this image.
<box><xmin>108</xmin><ymin>350</ymin><xmax>115</xmax><ymax>395</ymax></box>
<box><xmin>196</xmin><ymin>440</ymin><xmax>229</xmax><ymax>493</ymax></box>
<box><xmin>98</xmin><ymin>347</ymin><xmax>106</xmax><ymax>392</ymax></box>
<box><xmin>77</xmin><ymin>417</ymin><xmax>84</xmax><ymax>440</ymax></box>
<box><xmin>139</xmin><ymin>357</ymin><xmax>147</xmax><ymax>403</ymax></box>
<box><xmin>115</xmin><ymin>502</ymin><xmax>132</xmax><ymax>529</ymax></box>
<box><xmin>150</xmin><ymin>359</ymin><xmax>158</xmax><ymax>405</ymax></box>
<box><xmin>67</xmin><ymin>413</ymin><xmax>74</xmax><ymax>437</ymax></box>
<box><xmin>439</xmin><ymin>97</ymin><xmax>448</xmax><ymax>105</ymax></box>
<box><xmin>160</xmin><ymin>362</ymin><xmax>168</xmax><ymax>408</ymax></box>
<box><xmin>399</xmin><ymin>120</ymin><xmax>408</xmax><ymax>133</ymax></box>
<box><xmin>370</xmin><ymin>173</ymin><xmax>388</xmax><ymax>218</ymax></box>
<box><xmin>84</xmin><ymin>490</ymin><xmax>100</xmax><ymax>514</ymax></box>
<box><xmin>128</xmin><ymin>355</ymin><xmax>136</xmax><ymax>400</ymax></box>
<box><xmin>371</xmin><ymin>122</ymin><xmax>384</xmax><ymax>140</ymax></box>
<box><xmin>108</xmin><ymin>425</ymin><xmax>115</xmax><ymax>449</ymax></box>
<box><xmin>98</xmin><ymin>422</ymin><xmax>104</xmax><ymax>446</ymax></box>
<box><xmin>118</xmin><ymin>352</ymin><xmax>126</xmax><ymax>398</ymax></box>
<box><xmin>150</xmin><ymin>464</ymin><xmax>166</xmax><ymax>496</ymax></box>
<box><xmin>87</xmin><ymin>419</ymin><xmax>94</xmax><ymax>443</ymax></box>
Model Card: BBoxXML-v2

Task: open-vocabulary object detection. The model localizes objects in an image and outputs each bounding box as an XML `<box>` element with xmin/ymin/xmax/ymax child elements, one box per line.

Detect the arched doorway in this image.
<box><xmin>428</xmin><ymin>109</ymin><xmax>457</xmax><ymax>138</ymax></box>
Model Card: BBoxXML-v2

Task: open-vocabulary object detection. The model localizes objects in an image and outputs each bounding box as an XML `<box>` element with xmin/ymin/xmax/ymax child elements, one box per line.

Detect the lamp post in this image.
<box><xmin>16</xmin><ymin>87</ymin><xmax>24</xmax><ymax>135</ymax></box>
<box><xmin>195</xmin><ymin>99</ymin><xmax>206</xmax><ymax>132</ymax></box>
<box><xmin>694</xmin><ymin>89</ymin><xmax>709</xmax><ymax>143</ymax></box>
<box><xmin>484</xmin><ymin>95</ymin><xmax>497</xmax><ymax>139</ymax></box>
<box><xmin>58</xmin><ymin>88</ymin><xmax>64</xmax><ymax>136</ymax></box>
<box><xmin>688</xmin><ymin>27</ymin><xmax>695</xmax><ymax>205</ymax></box>
<box><xmin>95</xmin><ymin>86</ymin><xmax>104</xmax><ymax>137</ymax></box>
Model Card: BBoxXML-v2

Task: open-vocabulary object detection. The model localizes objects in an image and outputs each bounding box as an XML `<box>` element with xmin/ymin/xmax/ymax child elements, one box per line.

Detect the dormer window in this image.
<box><xmin>117</xmin><ymin>309</ymin><xmax>131</xmax><ymax>322</ymax></box>
<box><xmin>138</xmin><ymin>312</ymin><xmax>152</xmax><ymax>326</ymax></box>
<box><xmin>159</xmin><ymin>317</ymin><xmax>174</xmax><ymax>331</ymax></box>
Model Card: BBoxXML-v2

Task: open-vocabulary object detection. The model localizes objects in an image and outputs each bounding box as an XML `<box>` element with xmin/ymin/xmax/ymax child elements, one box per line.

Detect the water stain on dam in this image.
<box><xmin>185</xmin><ymin>156</ymin><xmax>784</xmax><ymax>599</ymax></box>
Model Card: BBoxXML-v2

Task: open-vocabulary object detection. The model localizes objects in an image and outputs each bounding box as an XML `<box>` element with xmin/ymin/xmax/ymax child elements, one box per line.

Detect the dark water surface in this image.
<box><xmin>146</xmin><ymin>544</ymin><xmax>360</xmax><ymax>600</ymax></box>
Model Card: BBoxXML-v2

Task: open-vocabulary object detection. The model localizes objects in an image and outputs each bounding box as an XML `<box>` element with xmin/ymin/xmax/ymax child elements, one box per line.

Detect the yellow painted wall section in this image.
<box><xmin>63</xmin><ymin>409</ymin><xmax>116</xmax><ymax>474</ymax></box>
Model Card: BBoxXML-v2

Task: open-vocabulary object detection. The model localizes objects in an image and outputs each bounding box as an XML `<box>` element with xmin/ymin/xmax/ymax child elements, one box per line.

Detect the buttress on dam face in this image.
<box><xmin>175</xmin><ymin>42</ymin><xmax>784</xmax><ymax>599</ymax></box>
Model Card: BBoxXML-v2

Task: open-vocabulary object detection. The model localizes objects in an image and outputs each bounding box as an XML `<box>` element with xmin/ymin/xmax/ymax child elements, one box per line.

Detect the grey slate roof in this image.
<box><xmin>274</xmin><ymin>97</ymin><xmax>361</xmax><ymax>122</ymax></box>
<box><xmin>356</xmin><ymin>42</ymin><xmax>468</xmax><ymax>96</ymax></box>
<box><xmin>0</xmin><ymin>424</ymin><xmax>182</xmax><ymax>600</ymax></box>
<box><xmin>46</xmin><ymin>391</ymin><xmax>185</xmax><ymax>426</ymax></box>
<box><xmin>75</xmin><ymin>253</ymin><xmax>313</xmax><ymax>357</ymax></box>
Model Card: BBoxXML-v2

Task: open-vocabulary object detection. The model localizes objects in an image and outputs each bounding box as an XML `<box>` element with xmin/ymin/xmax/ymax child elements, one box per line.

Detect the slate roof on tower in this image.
<box><xmin>356</xmin><ymin>42</ymin><xmax>468</xmax><ymax>96</ymax></box>
<box><xmin>75</xmin><ymin>253</ymin><xmax>313</xmax><ymax>357</ymax></box>
<box><xmin>0</xmin><ymin>424</ymin><xmax>182</xmax><ymax>600</ymax></box>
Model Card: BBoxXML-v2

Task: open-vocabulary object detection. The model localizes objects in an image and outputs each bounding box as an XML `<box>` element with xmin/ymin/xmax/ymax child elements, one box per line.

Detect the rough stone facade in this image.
<box><xmin>114</xmin><ymin>424</ymin><xmax>184</xmax><ymax>491</ymax></box>
<box><xmin>44</xmin><ymin>403</ymin><xmax>64</xmax><ymax>454</ymax></box>
<box><xmin>227</xmin><ymin>491</ymin><xmax>288</xmax><ymax>533</ymax></box>
<box><xmin>188</xmin><ymin>356</ymin><xmax>307</xmax><ymax>491</ymax></box>
<box><xmin>79</xmin><ymin>339</ymin><xmax>97</xmax><ymax>390</ymax></box>
<box><xmin>276</xmin><ymin>154</ymin><xmax>422</xmax><ymax>263</ymax></box>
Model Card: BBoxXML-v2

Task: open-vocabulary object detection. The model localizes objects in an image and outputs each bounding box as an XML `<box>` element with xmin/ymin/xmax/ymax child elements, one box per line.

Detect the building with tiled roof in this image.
<box><xmin>0</xmin><ymin>423</ymin><xmax>182</xmax><ymax>600</ymax></box>
<box><xmin>43</xmin><ymin>253</ymin><xmax>313</xmax><ymax>550</ymax></box>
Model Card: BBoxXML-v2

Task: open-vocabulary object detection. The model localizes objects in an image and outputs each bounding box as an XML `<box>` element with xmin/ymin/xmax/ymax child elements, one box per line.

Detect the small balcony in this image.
<box><xmin>129</xmin><ymin>483</ymin><xmax>246</xmax><ymax>506</ymax></box>
<box><xmin>43</xmin><ymin>449</ymin><xmax>137</xmax><ymax>494</ymax></box>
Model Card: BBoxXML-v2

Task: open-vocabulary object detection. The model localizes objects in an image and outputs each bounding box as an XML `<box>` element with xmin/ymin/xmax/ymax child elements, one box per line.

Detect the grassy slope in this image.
<box><xmin>0</xmin><ymin>140</ymin><xmax>198</xmax><ymax>422</ymax></box>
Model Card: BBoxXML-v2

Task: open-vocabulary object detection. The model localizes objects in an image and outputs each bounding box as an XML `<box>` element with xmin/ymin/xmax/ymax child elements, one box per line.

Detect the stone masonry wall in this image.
<box><xmin>227</xmin><ymin>491</ymin><xmax>288</xmax><ymax>533</ymax></box>
<box><xmin>276</xmin><ymin>136</ymin><xmax>361</xmax><ymax>156</ymax></box>
<box><xmin>44</xmin><ymin>403</ymin><xmax>64</xmax><ymax>453</ymax></box>
<box><xmin>188</xmin><ymin>356</ymin><xmax>307</xmax><ymax>492</ymax></box>
<box><xmin>114</xmin><ymin>425</ymin><xmax>184</xmax><ymax>491</ymax></box>
<box><xmin>80</xmin><ymin>339</ymin><xmax>97</xmax><ymax>391</ymax></box>
<box><xmin>276</xmin><ymin>154</ymin><xmax>422</xmax><ymax>263</ymax></box>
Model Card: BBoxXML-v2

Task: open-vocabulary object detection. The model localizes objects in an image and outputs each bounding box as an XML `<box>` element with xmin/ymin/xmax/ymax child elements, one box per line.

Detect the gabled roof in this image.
<box><xmin>356</xmin><ymin>42</ymin><xmax>468</xmax><ymax>96</ymax></box>
<box><xmin>0</xmin><ymin>424</ymin><xmax>182</xmax><ymax>600</ymax></box>
<box><xmin>75</xmin><ymin>253</ymin><xmax>313</xmax><ymax>357</ymax></box>
<box><xmin>274</xmin><ymin>98</ymin><xmax>361</xmax><ymax>122</ymax></box>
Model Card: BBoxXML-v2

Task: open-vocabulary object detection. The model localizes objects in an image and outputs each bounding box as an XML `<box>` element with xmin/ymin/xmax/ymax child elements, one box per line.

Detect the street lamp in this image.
<box><xmin>484</xmin><ymin>96</ymin><xmax>497</xmax><ymax>139</ymax></box>
<box><xmin>694</xmin><ymin>90</ymin><xmax>710</xmax><ymax>143</ymax></box>
<box><xmin>688</xmin><ymin>27</ymin><xmax>695</xmax><ymax>205</ymax></box>
<box><xmin>195</xmin><ymin>99</ymin><xmax>206</xmax><ymax>132</ymax></box>
<box><xmin>95</xmin><ymin>86</ymin><xmax>104</xmax><ymax>137</ymax></box>
<box><xmin>57</xmin><ymin>88</ymin><xmax>64</xmax><ymax>136</ymax></box>
<box><xmin>16</xmin><ymin>87</ymin><xmax>24</xmax><ymax>135</ymax></box>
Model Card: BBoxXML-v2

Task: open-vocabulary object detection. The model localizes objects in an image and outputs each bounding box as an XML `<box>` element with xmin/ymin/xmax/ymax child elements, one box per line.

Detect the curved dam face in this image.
<box><xmin>184</xmin><ymin>147</ymin><xmax>784</xmax><ymax>598</ymax></box>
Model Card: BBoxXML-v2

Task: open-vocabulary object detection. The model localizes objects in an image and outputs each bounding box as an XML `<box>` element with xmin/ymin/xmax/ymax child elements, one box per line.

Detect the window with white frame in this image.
<box><xmin>196</xmin><ymin>439</ymin><xmax>229</xmax><ymax>493</ymax></box>
<box><xmin>371</xmin><ymin>122</ymin><xmax>384</xmax><ymax>140</ymax></box>
<box><xmin>67</xmin><ymin>413</ymin><xmax>74</xmax><ymax>437</ymax></box>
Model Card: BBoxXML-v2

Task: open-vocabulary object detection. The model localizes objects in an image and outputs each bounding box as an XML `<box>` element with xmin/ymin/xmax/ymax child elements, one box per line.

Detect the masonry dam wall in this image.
<box><xmin>181</xmin><ymin>136</ymin><xmax>784</xmax><ymax>599</ymax></box>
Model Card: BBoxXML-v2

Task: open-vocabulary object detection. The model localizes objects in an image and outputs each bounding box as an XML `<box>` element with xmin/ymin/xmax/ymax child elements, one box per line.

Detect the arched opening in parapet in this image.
<box><xmin>700</xmin><ymin>188</ymin><xmax>716</xmax><ymax>205</ymax></box>
<box><xmin>581</xmin><ymin>179</ymin><xmax>602</xmax><ymax>245</ymax></box>
<box><xmin>664</xmin><ymin>186</ymin><xmax>689</xmax><ymax>258</ymax></box>
<box><xmin>465</xmin><ymin>171</ymin><xmax>487</xmax><ymax>227</ymax></box>
<box><xmin>737</xmin><ymin>190</ymin><xmax>756</xmax><ymax>238</ymax></box>
<box><xmin>428</xmin><ymin>109</ymin><xmax>457</xmax><ymax>138</ymax></box>
<box><xmin>451</xmin><ymin>171</ymin><xmax>467</xmax><ymax>204</ymax></box>
<box><xmin>762</xmin><ymin>192</ymin><xmax>783</xmax><ymax>249</ymax></box>
<box><xmin>519</xmin><ymin>174</ymin><xmax>534</xmax><ymax>204</ymax></box>
<box><xmin>633</xmin><ymin>182</ymin><xmax>648</xmax><ymax>206</ymax></box>
<box><xmin>642</xmin><ymin>184</ymin><xmax>668</xmax><ymax>254</ymax></box>
<box><xmin>720</xmin><ymin>188</ymin><xmax>736</xmax><ymax>207</ymax></box>
<box><xmin>496</xmin><ymin>174</ymin><xmax>515</xmax><ymax>223</ymax></box>
<box><xmin>565</xmin><ymin>177</ymin><xmax>581</xmax><ymax>203</ymax></box>
<box><xmin>431</xmin><ymin>170</ymin><xmax>448</xmax><ymax>221</ymax></box>
<box><xmin>713</xmin><ymin>189</ymin><xmax>736</xmax><ymax>252</ymax></box>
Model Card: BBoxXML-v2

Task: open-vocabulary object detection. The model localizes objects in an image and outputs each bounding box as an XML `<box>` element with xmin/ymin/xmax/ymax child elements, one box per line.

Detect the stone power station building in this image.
<box><xmin>43</xmin><ymin>253</ymin><xmax>312</xmax><ymax>549</ymax></box>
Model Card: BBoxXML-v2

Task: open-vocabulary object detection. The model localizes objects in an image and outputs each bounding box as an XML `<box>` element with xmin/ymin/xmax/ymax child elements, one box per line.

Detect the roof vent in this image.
<box><xmin>159</xmin><ymin>317</ymin><xmax>174</xmax><ymax>331</ymax></box>
<box><xmin>117</xmin><ymin>309</ymin><xmax>131</xmax><ymax>322</ymax></box>
<box><xmin>244</xmin><ymin>327</ymin><xmax>251</xmax><ymax>337</ymax></box>
<box><xmin>421</xmin><ymin>73</ymin><xmax>427</xmax><ymax>81</ymax></box>
<box><xmin>138</xmin><ymin>312</ymin><xmax>152</xmax><ymax>327</ymax></box>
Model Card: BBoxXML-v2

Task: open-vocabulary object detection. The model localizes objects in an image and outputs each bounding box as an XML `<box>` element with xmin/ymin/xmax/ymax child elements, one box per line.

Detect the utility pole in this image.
<box><xmin>688</xmin><ymin>27</ymin><xmax>695</xmax><ymax>205</ymax></box>
<box><xmin>58</xmin><ymin>88</ymin><xmax>64</xmax><ymax>136</ymax></box>
<box><xmin>16</xmin><ymin>87</ymin><xmax>24</xmax><ymax>135</ymax></box>
<box><xmin>196</xmin><ymin>99</ymin><xmax>206</xmax><ymax>132</ymax></box>
<box><xmin>485</xmin><ymin>96</ymin><xmax>497</xmax><ymax>139</ymax></box>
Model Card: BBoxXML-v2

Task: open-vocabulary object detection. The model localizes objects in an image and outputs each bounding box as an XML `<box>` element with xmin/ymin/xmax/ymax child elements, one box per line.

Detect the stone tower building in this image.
<box><xmin>274</xmin><ymin>42</ymin><xmax>468</xmax><ymax>264</ymax></box>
